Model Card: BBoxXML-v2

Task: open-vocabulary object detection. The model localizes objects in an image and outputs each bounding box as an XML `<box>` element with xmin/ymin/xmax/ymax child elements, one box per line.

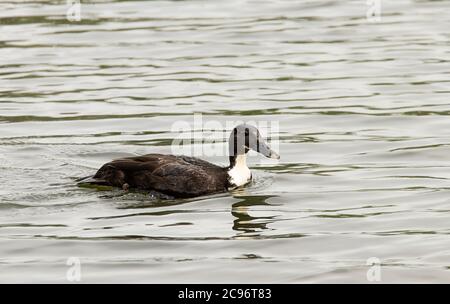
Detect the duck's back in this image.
<box><xmin>89</xmin><ymin>154</ymin><xmax>229</xmax><ymax>197</ymax></box>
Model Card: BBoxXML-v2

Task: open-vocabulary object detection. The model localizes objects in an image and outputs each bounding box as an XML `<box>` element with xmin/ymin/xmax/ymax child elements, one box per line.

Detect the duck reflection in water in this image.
<box><xmin>231</xmin><ymin>195</ymin><xmax>278</xmax><ymax>235</ymax></box>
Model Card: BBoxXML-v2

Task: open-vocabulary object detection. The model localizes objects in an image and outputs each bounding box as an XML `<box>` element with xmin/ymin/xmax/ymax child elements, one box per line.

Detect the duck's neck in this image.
<box><xmin>228</xmin><ymin>154</ymin><xmax>251</xmax><ymax>187</ymax></box>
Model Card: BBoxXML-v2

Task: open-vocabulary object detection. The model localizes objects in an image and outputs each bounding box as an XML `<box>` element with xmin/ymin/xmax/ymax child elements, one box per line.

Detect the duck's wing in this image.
<box><xmin>87</xmin><ymin>154</ymin><xmax>167</xmax><ymax>186</ymax></box>
<box><xmin>87</xmin><ymin>154</ymin><xmax>227</xmax><ymax>197</ymax></box>
<box><xmin>144</xmin><ymin>161</ymin><xmax>227</xmax><ymax>197</ymax></box>
<box><xmin>176</xmin><ymin>155</ymin><xmax>224</xmax><ymax>169</ymax></box>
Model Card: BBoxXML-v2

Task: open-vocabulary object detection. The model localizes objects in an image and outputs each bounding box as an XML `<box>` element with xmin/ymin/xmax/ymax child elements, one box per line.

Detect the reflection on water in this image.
<box><xmin>232</xmin><ymin>195</ymin><xmax>277</xmax><ymax>234</ymax></box>
<box><xmin>1</xmin><ymin>0</ymin><xmax>450</xmax><ymax>283</ymax></box>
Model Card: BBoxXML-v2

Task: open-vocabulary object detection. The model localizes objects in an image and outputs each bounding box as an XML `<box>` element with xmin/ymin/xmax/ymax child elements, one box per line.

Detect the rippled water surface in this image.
<box><xmin>1</xmin><ymin>0</ymin><xmax>450</xmax><ymax>283</ymax></box>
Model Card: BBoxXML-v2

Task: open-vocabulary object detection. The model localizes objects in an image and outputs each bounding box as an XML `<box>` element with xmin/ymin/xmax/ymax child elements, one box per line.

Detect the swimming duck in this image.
<box><xmin>78</xmin><ymin>124</ymin><xmax>279</xmax><ymax>198</ymax></box>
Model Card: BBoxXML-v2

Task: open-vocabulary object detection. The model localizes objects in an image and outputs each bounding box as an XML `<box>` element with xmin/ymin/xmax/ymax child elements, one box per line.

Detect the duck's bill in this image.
<box><xmin>257</xmin><ymin>142</ymin><xmax>280</xmax><ymax>160</ymax></box>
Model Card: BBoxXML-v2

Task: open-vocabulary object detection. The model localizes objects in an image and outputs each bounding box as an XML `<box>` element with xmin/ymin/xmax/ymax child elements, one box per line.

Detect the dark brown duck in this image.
<box><xmin>78</xmin><ymin>124</ymin><xmax>280</xmax><ymax>198</ymax></box>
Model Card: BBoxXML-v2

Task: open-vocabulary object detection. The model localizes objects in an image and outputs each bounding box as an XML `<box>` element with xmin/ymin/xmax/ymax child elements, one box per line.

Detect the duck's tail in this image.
<box><xmin>76</xmin><ymin>175</ymin><xmax>109</xmax><ymax>186</ymax></box>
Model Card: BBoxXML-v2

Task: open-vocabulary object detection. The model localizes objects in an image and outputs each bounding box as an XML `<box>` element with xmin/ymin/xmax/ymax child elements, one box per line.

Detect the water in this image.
<box><xmin>1</xmin><ymin>0</ymin><xmax>449</xmax><ymax>283</ymax></box>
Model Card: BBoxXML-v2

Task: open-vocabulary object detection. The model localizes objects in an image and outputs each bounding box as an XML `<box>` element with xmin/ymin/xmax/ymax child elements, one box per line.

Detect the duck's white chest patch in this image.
<box><xmin>228</xmin><ymin>155</ymin><xmax>251</xmax><ymax>187</ymax></box>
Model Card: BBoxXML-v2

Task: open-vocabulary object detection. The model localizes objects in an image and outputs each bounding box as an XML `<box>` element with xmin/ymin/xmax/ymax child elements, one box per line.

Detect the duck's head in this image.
<box><xmin>227</xmin><ymin>124</ymin><xmax>279</xmax><ymax>187</ymax></box>
<box><xmin>228</xmin><ymin>123</ymin><xmax>280</xmax><ymax>162</ymax></box>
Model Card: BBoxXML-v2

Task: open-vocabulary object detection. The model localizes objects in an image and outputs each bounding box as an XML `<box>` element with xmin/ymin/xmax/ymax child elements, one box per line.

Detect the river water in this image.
<box><xmin>0</xmin><ymin>0</ymin><xmax>449</xmax><ymax>283</ymax></box>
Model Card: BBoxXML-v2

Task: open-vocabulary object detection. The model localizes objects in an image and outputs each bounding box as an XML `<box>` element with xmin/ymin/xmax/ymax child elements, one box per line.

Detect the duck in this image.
<box><xmin>78</xmin><ymin>124</ymin><xmax>280</xmax><ymax>198</ymax></box>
